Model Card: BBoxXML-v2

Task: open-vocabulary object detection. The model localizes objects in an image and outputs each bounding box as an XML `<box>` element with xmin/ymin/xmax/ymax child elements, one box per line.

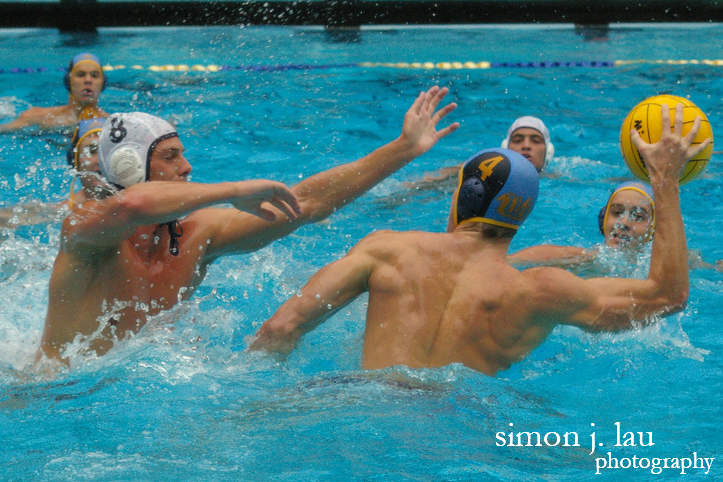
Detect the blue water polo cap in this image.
<box><xmin>66</xmin><ymin>117</ymin><xmax>106</xmax><ymax>167</ymax></box>
<box><xmin>597</xmin><ymin>181</ymin><xmax>655</xmax><ymax>235</ymax></box>
<box><xmin>454</xmin><ymin>148</ymin><xmax>539</xmax><ymax>230</ymax></box>
<box><xmin>64</xmin><ymin>53</ymin><xmax>107</xmax><ymax>91</ymax></box>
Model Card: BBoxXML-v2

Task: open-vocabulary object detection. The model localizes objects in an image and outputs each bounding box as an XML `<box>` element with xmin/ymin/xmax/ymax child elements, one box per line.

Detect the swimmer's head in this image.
<box><xmin>501</xmin><ymin>116</ymin><xmax>554</xmax><ymax>172</ymax></box>
<box><xmin>98</xmin><ymin>112</ymin><xmax>179</xmax><ymax>189</ymax></box>
<box><xmin>598</xmin><ymin>181</ymin><xmax>655</xmax><ymax>249</ymax></box>
<box><xmin>448</xmin><ymin>148</ymin><xmax>539</xmax><ymax>235</ymax></box>
<box><xmin>67</xmin><ymin>117</ymin><xmax>106</xmax><ymax>168</ymax></box>
<box><xmin>64</xmin><ymin>53</ymin><xmax>107</xmax><ymax>101</ymax></box>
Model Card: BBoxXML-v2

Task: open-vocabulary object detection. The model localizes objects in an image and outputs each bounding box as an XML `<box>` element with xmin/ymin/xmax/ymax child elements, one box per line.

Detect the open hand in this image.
<box><xmin>400</xmin><ymin>86</ymin><xmax>460</xmax><ymax>156</ymax></box>
<box><xmin>631</xmin><ymin>103</ymin><xmax>711</xmax><ymax>182</ymax></box>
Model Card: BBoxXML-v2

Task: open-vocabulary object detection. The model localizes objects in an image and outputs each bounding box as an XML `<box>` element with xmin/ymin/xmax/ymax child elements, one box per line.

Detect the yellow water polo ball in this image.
<box><xmin>619</xmin><ymin>94</ymin><xmax>714</xmax><ymax>185</ymax></box>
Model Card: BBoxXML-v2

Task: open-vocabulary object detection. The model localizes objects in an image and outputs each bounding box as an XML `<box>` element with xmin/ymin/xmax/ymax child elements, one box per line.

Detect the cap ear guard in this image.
<box><xmin>456</xmin><ymin>177</ymin><xmax>488</xmax><ymax>225</ymax></box>
<box><xmin>598</xmin><ymin>205</ymin><xmax>607</xmax><ymax>235</ymax></box>
<box><xmin>63</xmin><ymin>60</ymin><xmax>73</xmax><ymax>91</ymax></box>
<box><xmin>543</xmin><ymin>142</ymin><xmax>554</xmax><ymax>169</ymax></box>
<box><xmin>109</xmin><ymin>147</ymin><xmax>145</xmax><ymax>188</ymax></box>
<box><xmin>66</xmin><ymin>125</ymin><xmax>80</xmax><ymax>166</ymax></box>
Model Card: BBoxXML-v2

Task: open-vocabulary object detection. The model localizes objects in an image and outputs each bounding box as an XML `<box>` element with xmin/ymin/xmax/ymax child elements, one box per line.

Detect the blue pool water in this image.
<box><xmin>1</xmin><ymin>24</ymin><xmax>722</xmax><ymax>480</ymax></box>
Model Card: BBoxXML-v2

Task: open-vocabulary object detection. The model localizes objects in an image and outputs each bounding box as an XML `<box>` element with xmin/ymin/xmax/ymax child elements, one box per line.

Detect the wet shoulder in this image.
<box><xmin>355</xmin><ymin>230</ymin><xmax>441</xmax><ymax>259</ymax></box>
<box><xmin>519</xmin><ymin>265</ymin><xmax>586</xmax><ymax>307</ymax></box>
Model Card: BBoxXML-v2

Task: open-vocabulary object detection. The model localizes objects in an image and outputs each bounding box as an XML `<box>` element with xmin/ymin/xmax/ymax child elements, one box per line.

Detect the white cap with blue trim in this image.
<box><xmin>98</xmin><ymin>112</ymin><xmax>178</xmax><ymax>189</ymax></box>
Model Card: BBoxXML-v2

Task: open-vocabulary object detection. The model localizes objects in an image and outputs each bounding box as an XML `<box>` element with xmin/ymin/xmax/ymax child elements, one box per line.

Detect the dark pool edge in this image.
<box><xmin>1</xmin><ymin>0</ymin><xmax>723</xmax><ymax>32</ymax></box>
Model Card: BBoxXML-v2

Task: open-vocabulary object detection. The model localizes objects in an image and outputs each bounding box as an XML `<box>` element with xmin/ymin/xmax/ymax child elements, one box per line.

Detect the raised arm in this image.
<box><xmin>205</xmin><ymin>86</ymin><xmax>460</xmax><ymax>259</ymax></box>
<box><xmin>250</xmin><ymin>239</ymin><xmax>378</xmax><ymax>354</ymax></box>
<box><xmin>508</xmin><ymin>244</ymin><xmax>595</xmax><ymax>267</ymax></box>
<box><xmin>61</xmin><ymin>179</ymin><xmax>300</xmax><ymax>254</ymax></box>
<box><xmin>533</xmin><ymin>103</ymin><xmax>709</xmax><ymax>331</ymax></box>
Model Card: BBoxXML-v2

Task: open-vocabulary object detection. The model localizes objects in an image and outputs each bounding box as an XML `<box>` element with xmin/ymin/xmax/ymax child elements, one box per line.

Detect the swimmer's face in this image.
<box><xmin>508</xmin><ymin>127</ymin><xmax>546</xmax><ymax>172</ymax></box>
<box><xmin>69</xmin><ymin>61</ymin><xmax>104</xmax><ymax>105</ymax></box>
<box><xmin>77</xmin><ymin>132</ymin><xmax>104</xmax><ymax>191</ymax></box>
<box><xmin>603</xmin><ymin>190</ymin><xmax>654</xmax><ymax>249</ymax></box>
<box><xmin>149</xmin><ymin>137</ymin><xmax>192</xmax><ymax>182</ymax></box>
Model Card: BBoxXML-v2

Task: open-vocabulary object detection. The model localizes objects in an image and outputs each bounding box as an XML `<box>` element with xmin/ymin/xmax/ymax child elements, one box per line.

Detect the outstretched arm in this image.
<box><xmin>0</xmin><ymin>106</ymin><xmax>75</xmax><ymax>133</ymax></box>
<box><xmin>687</xmin><ymin>249</ymin><xmax>723</xmax><ymax>272</ymax></box>
<box><xmin>533</xmin><ymin>103</ymin><xmax>710</xmax><ymax>332</ymax></box>
<box><xmin>508</xmin><ymin>244</ymin><xmax>596</xmax><ymax>267</ymax></box>
<box><xmin>0</xmin><ymin>201</ymin><xmax>69</xmax><ymax>228</ymax></box>
<box><xmin>0</xmin><ymin>110</ymin><xmax>38</xmax><ymax>133</ymax></box>
<box><xmin>61</xmin><ymin>179</ymin><xmax>300</xmax><ymax>255</ymax></box>
<box><xmin>205</xmin><ymin>86</ymin><xmax>460</xmax><ymax>259</ymax></box>
<box><xmin>250</xmin><ymin>242</ymin><xmax>377</xmax><ymax>354</ymax></box>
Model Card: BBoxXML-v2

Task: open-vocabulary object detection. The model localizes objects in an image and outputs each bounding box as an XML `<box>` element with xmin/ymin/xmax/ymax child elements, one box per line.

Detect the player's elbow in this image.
<box><xmin>251</xmin><ymin>317</ymin><xmax>301</xmax><ymax>354</ymax></box>
<box><xmin>294</xmin><ymin>194</ymin><xmax>335</xmax><ymax>225</ymax></box>
<box><xmin>291</xmin><ymin>181</ymin><xmax>354</xmax><ymax>225</ymax></box>
<box><xmin>664</xmin><ymin>289</ymin><xmax>689</xmax><ymax>315</ymax></box>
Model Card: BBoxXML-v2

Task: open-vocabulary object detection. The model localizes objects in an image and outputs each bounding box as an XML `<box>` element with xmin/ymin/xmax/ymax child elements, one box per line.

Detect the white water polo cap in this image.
<box><xmin>501</xmin><ymin>116</ymin><xmax>555</xmax><ymax>170</ymax></box>
<box><xmin>98</xmin><ymin>112</ymin><xmax>178</xmax><ymax>188</ymax></box>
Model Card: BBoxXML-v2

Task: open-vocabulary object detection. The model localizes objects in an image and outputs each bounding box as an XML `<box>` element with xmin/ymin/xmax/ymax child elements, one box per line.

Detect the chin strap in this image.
<box><xmin>166</xmin><ymin>220</ymin><xmax>184</xmax><ymax>256</ymax></box>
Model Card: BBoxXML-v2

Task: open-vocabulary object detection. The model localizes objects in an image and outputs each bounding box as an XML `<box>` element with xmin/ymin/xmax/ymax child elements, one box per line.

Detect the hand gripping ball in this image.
<box><xmin>619</xmin><ymin>95</ymin><xmax>714</xmax><ymax>185</ymax></box>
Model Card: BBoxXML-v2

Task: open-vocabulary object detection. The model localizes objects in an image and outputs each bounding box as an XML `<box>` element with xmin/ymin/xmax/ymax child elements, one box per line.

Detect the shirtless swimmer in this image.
<box><xmin>252</xmin><ymin>104</ymin><xmax>707</xmax><ymax>375</ymax></box>
<box><xmin>39</xmin><ymin>86</ymin><xmax>459</xmax><ymax>363</ymax></box>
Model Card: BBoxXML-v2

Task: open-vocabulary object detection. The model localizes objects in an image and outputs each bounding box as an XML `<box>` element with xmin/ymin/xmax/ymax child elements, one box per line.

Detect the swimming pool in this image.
<box><xmin>1</xmin><ymin>24</ymin><xmax>722</xmax><ymax>481</ymax></box>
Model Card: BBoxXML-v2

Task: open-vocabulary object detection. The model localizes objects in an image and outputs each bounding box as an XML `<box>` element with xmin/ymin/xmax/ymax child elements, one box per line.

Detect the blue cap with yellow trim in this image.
<box><xmin>66</xmin><ymin>117</ymin><xmax>106</xmax><ymax>168</ymax></box>
<box><xmin>64</xmin><ymin>53</ymin><xmax>106</xmax><ymax>92</ymax></box>
<box><xmin>598</xmin><ymin>181</ymin><xmax>655</xmax><ymax>235</ymax></box>
<box><xmin>454</xmin><ymin>148</ymin><xmax>539</xmax><ymax>230</ymax></box>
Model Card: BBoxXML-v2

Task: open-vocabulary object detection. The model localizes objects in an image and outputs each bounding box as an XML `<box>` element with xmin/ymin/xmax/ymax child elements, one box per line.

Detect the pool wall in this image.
<box><xmin>2</xmin><ymin>0</ymin><xmax>723</xmax><ymax>31</ymax></box>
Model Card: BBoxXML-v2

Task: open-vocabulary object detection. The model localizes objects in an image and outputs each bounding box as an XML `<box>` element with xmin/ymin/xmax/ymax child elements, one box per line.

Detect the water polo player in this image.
<box><xmin>0</xmin><ymin>53</ymin><xmax>108</xmax><ymax>133</ymax></box>
<box><xmin>501</xmin><ymin>116</ymin><xmax>554</xmax><ymax>173</ymax></box>
<box><xmin>39</xmin><ymin>86</ymin><xmax>459</xmax><ymax>364</ymax></box>
<box><xmin>448</xmin><ymin>147</ymin><xmax>538</xmax><ymax>233</ymax></box>
<box><xmin>0</xmin><ymin>116</ymin><xmax>110</xmax><ymax>231</ymax></box>
<box><xmin>252</xmin><ymin>108</ymin><xmax>704</xmax><ymax>375</ymax></box>
<box><xmin>598</xmin><ymin>181</ymin><xmax>654</xmax><ymax>249</ymax></box>
<box><xmin>510</xmin><ymin>180</ymin><xmax>657</xmax><ymax>265</ymax></box>
<box><xmin>404</xmin><ymin>115</ymin><xmax>554</xmax><ymax>192</ymax></box>
<box><xmin>67</xmin><ymin>116</ymin><xmax>111</xmax><ymax>207</ymax></box>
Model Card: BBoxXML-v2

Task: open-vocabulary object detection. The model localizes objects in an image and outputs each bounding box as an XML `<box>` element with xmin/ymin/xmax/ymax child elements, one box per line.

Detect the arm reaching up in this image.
<box><xmin>533</xmin><ymin>103</ymin><xmax>710</xmax><ymax>332</ymax></box>
<box><xmin>205</xmin><ymin>86</ymin><xmax>460</xmax><ymax>259</ymax></box>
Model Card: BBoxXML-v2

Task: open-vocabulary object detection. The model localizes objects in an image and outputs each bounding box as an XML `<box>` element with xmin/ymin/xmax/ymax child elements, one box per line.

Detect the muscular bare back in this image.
<box><xmin>253</xmin><ymin>103</ymin><xmax>704</xmax><ymax>376</ymax></box>
<box><xmin>358</xmin><ymin>230</ymin><xmax>555</xmax><ymax>375</ymax></box>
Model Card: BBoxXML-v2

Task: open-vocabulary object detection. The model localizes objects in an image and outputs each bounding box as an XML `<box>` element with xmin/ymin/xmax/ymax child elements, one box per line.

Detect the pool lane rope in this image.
<box><xmin>3</xmin><ymin>59</ymin><xmax>723</xmax><ymax>74</ymax></box>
